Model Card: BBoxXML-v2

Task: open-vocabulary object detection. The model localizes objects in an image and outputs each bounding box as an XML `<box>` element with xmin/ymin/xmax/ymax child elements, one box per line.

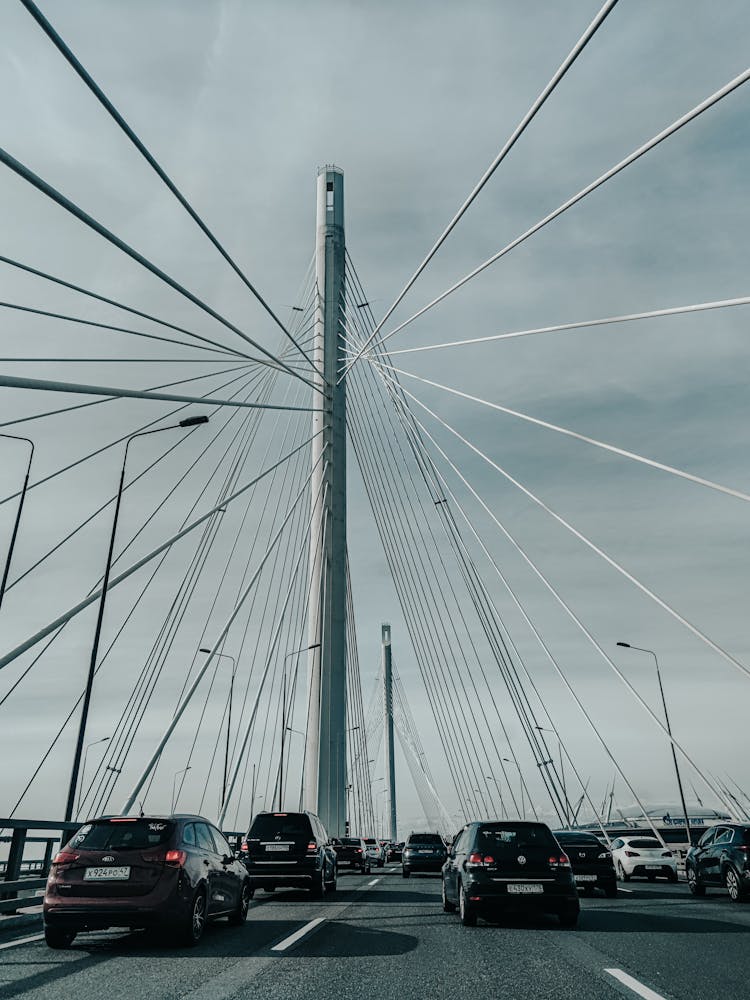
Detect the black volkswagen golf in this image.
<box><xmin>442</xmin><ymin>821</ymin><xmax>579</xmax><ymax>927</ymax></box>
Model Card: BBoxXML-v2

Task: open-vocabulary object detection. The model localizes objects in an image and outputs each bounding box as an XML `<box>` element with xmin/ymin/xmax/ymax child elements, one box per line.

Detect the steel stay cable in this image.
<box><xmin>365</xmin><ymin>66</ymin><xmax>750</xmax><ymax>354</ymax></box>
<box><xmin>121</xmin><ymin>449</ymin><xmax>327</xmax><ymax>815</ymax></box>
<box><xmin>382</xmin><ymin>364</ymin><xmax>750</xmax><ymax>506</ymax></box>
<box><xmin>0</xmin><ymin>253</ymin><xmax>248</xmax><ymax>358</ymax></box>
<box><xmin>216</xmin><ymin>468</ymin><xmax>329</xmax><ymax>826</ymax></box>
<box><xmin>0</xmin><ymin>368</ymin><xmax>264</xmax><ymax>715</ymax></box>
<box><xmin>0</xmin><ymin>144</ymin><xmax>321</xmax><ymax>391</ymax></box>
<box><xmin>5</xmin><ymin>366</ymin><xmax>267</xmax><ymax>591</ymax></box>
<box><xmin>19</xmin><ymin>0</ymin><xmax>321</xmax><ymax>377</ymax></box>
<box><xmin>347</xmin><ymin>328</ymin><xmax>517</xmax><ymax>819</ymax></box>
<box><xmin>346</xmin><ymin>383</ymin><xmax>483</xmax><ymax>819</ymax></box>
<box><xmin>0</xmin><ymin>300</ymin><xmax>248</xmax><ymax>358</ymax></box>
<box><xmin>345</xmin><ymin>286</ymin><xmax>537</xmax><ymax>818</ymax></box>
<box><xmin>86</xmin><ymin>371</ymin><xmax>281</xmax><ymax>814</ymax></box>
<box><xmin>368</xmin><ymin>294</ymin><xmax>750</xmax><ymax>358</ymax></box>
<box><xmin>346</xmin><ymin>263</ymin><xmax>524</xmax><ymax>815</ymax></box>
<box><xmin>339</xmin><ymin>0</ymin><xmax>622</xmax><ymax>376</ymax></box>
<box><xmin>390</xmin><ymin>375</ymin><xmax>750</xmax><ymax>693</ymax></box>
<box><xmin>381</xmin><ymin>371</ymin><xmax>736</xmax><ymax>820</ymax></box>
<box><xmin>0</xmin><ymin>363</ymin><xmax>256</xmax><ymax>502</ymax></box>
<box><xmin>0</xmin><ymin>428</ymin><xmax>323</xmax><ymax>672</ymax></box>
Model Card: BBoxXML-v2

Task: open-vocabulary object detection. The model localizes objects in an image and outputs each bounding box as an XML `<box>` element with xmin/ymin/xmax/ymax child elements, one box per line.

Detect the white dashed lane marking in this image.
<box><xmin>606</xmin><ymin>968</ymin><xmax>668</xmax><ymax>1000</ymax></box>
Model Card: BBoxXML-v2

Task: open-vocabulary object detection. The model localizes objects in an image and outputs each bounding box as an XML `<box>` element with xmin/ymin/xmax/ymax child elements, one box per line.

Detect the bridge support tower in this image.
<box><xmin>304</xmin><ymin>166</ymin><xmax>348</xmax><ymax>836</ymax></box>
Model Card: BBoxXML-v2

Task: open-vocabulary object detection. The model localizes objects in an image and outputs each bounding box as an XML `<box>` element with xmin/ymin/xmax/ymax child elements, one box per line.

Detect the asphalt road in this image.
<box><xmin>0</xmin><ymin>867</ymin><xmax>748</xmax><ymax>1000</ymax></box>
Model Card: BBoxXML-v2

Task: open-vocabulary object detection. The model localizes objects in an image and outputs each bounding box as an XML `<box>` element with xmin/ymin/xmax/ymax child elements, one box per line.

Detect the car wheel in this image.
<box><xmin>726</xmin><ymin>866</ymin><xmax>746</xmax><ymax>903</ymax></box>
<box><xmin>44</xmin><ymin>927</ymin><xmax>76</xmax><ymax>949</ymax></box>
<box><xmin>686</xmin><ymin>864</ymin><xmax>706</xmax><ymax>897</ymax></box>
<box><xmin>228</xmin><ymin>881</ymin><xmax>252</xmax><ymax>926</ymax></box>
<box><xmin>667</xmin><ymin>870</ymin><xmax>678</xmax><ymax>883</ymax></box>
<box><xmin>459</xmin><ymin>883</ymin><xmax>477</xmax><ymax>927</ymax></box>
<box><xmin>616</xmin><ymin>861</ymin><xmax>630</xmax><ymax>883</ymax></box>
<box><xmin>377</xmin><ymin>860</ymin><xmax>384</xmax><ymax>868</ymax></box>
<box><xmin>559</xmin><ymin>903</ymin><xmax>580</xmax><ymax>928</ymax></box>
<box><xmin>402</xmin><ymin>868</ymin><xmax>410</xmax><ymax>879</ymax></box>
<box><xmin>310</xmin><ymin>866</ymin><xmax>326</xmax><ymax>899</ymax></box>
<box><xmin>180</xmin><ymin>889</ymin><xmax>207</xmax><ymax>946</ymax></box>
<box><xmin>441</xmin><ymin>878</ymin><xmax>456</xmax><ymax>913</ymax></box>
<box><xmin>604</xmin><ymin>883</ymin><xmax>618</xmax><ymax>899</ymax></box>
<box><xmin>366</xmin><ymin>863</ymin><xmax>372</xmax><ymax>875</ymax></box>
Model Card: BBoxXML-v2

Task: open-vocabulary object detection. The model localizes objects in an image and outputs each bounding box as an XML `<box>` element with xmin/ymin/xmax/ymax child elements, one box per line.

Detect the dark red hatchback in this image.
<box><xmin>43</xmin><ymin>814</ymin><xmax>250</xmax><ymax>948</ymax></box>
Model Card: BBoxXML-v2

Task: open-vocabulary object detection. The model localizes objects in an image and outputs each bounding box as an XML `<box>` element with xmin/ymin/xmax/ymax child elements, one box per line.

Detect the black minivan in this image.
<box><xmin>442</xmin><ymin>821</ymin><xmax>579</xmax><ymax>927</ymax></box>
<box><xmin>240</xmin><ymin>811</ymin><xmax>337</xmax><ymax>897</ymax></box>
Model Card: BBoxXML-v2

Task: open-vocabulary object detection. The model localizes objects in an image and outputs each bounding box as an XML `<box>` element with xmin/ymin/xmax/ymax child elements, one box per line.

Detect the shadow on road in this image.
<box><xmin>285</xmin><ymin>921</ymin><xmax>418</xmax><ymax>958</ymax></box>
<box><xmin>577</xmin><ymin>909</ymin><xmax>750</xmax><ymax>934</ymax></box>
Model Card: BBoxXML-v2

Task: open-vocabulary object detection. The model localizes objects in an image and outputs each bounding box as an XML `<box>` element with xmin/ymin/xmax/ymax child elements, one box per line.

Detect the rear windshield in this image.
<box><xmin>364</xmin><ymin>838</ymin><xmax>377</xmax><ymax>845</ymax></box>
<box><xmin>554</xmin><ymin>832</ymin><xmax>603</xmax><ymax>846</ymax></box>
<box><xmin>627</xmin><ymin>839</ymin><xmax>662</xmax><ymax>849</ymax></box>
<box><xmin>476</xmin><ymin>823</ymin><xmax>557</xmax><ymax>852</ymax></box>
<box><xmin>248</xmin><ymin>813</ymin><xmax>312</xmax><ymax>840</ymax></box>
<box><xmin>69</xmin><ymin>819</ymin><xmax>174</xmax><ymax>851</ymax></box>
<box><xmin>408</xmin><ymin>833</ymin><xmax>443</xmax><ymax>844</ymax></box>
<box><xmin>340</xmin><ymin>838</ymin><xmax>361</xmax><ymax>846</ymax></box>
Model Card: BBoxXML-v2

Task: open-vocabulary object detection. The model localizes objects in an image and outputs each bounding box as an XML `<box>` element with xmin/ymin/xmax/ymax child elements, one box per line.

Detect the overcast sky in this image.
<box><xmin>0</xmin><ymin>0</ymin><xmax>748</xmax><ymax>835</ymax></box>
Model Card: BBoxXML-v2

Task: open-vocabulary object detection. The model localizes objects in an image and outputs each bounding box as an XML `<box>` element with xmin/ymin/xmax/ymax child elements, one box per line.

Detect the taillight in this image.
<box><xmin>466</xmin><ymin>853</ymin><xmax>494</xmax><ymax>867</ymax></box>
<box><xmin>662</xmin><ymin>851</ymin><xmax>673</xmax><ymax>857</ymax></box>
<box><xmin>624</xmin><ymin>850</ymin><xmax>639</xmax><ymax>858</ymax></box>
<box><xmin>355</xmin><ymin>848</ymin><xmax>362</xmax><ymax>853</ymax></box>
<box><xmin>306</xmin><ymin>841</ymin><xmax>317</xmax><ymax>853</ymax></box>
<box><xmin>548</xmin><ymin>855</ymin><xmax>571</xmax><ymax>867</ymax></box>
<box><xmin>240</xmin><ymin>842</ymin><xmax>249</xmax><ymax>853</ymax></box>
<box><xmin>165</xmin><ymin>849</ymin><xmax>186</xmax><ymax>867</ymax></box>
<box><xmin>52</xmin><ymin>851</ymin><xmax>79</xmax><ymax>865</ymax></box>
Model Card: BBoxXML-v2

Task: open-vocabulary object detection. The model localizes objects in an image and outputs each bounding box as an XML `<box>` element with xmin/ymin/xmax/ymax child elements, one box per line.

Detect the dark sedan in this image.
<box><xmin>43</xmin><ymin>814</ymin><xmax>250</xmax><ymax>948</ymax></box>
<box><xmin>402</xmin><ymin>832</ymin><xmax>447</xmax><ymax>877</ymax></box>
<box><xmin>686</xmin><ymin>823</ymin><xmax>750</xmax><ymax>902</ymax></box>
<box><xmin>332</xmin><ymin>837</ymin><xmax>371</xmax><ymax>874</ymax></box>
<box><xmin>442</xmin><ymin>820</ymin><xmax>579</xmax><ymax>927</ymax></box>
<box><xmin>553</xmin><ymin>830</ymin><xmax>617</xmax><ymax>897</ymax></box>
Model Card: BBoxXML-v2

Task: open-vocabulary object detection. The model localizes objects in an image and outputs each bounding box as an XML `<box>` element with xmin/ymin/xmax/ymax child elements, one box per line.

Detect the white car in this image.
<box><xmin>610</xmin><ymin>835</ymin><xmax>678</xmax><ymax>882</ymax></box>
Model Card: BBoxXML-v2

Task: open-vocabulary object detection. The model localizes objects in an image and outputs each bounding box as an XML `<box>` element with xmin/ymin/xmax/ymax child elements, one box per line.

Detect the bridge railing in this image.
<box><xmin>0</xmin><ymin>819</ymin><xmax>81</xmax><ymax>915</ymax></box>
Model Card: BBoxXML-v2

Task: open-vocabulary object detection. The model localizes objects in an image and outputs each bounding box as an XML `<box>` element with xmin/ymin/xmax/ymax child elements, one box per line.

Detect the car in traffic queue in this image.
<box><xmin>442</xmin><ymin>820</ymin><xmax>580</xmax><ymax>927</ymax></box>
<box><xmin>553</xmin><ymin>830</ymin><xmax>617</xmax><ymax>897</ymax></box>
<box><xmin>43</xmin><ymin>814</ymin><xmax>250</xmax><ymax>949</ymax></box>
<box><xmin>387</xmin><ymin>841</ymin><xmax>404</xmax><ymax>862</ymax></box>
<box><xmin>363</xmin><ymin>838</ymin><xmax>385</xmax><ymax>868</ymax></box>
<box><xmin>610</xmin><ymin>835</ymin><xmax>678</xmax><ymax>882</ymax></box>
<box><xmin>331</xmin><ymin>837</ymin><xmax>371</xmax><ymax>874</ymax></box>
<box><xmin>685</xmin><ymin>823</ymin><xmax>750</xmax><ymax>902</ymax></box>
<box><xmin>240</xmin><ymin>810</ymin><xmax>337</xmax><ymax>896</ymax></box>
<box><xmin>402</xmin><ymin>832</ymin><xmax>447</xmax><ymax>878</ymax></box>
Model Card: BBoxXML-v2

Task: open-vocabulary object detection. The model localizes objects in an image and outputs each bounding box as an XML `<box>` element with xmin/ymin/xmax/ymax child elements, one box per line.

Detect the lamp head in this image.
<box><xmin>179</xmin><ymin>415</ymin><xmax>210</xmax><ymax>427</ymax></box>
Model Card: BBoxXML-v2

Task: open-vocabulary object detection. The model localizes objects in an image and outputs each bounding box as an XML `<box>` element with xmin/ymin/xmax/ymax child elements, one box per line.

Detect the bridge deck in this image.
<box><xmin>0</xmin><ymin>865</ymin><xmax>748</xmax><ymax>999</ymax></box>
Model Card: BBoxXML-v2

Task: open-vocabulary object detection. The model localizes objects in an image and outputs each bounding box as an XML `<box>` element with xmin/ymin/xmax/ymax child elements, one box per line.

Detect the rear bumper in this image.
<box><xmin>245</xmin><ymin>857</ymin><xmax>321</xmax><ymax>888</ymax></box>
<box><xmin>465</xmin><ymin>873</ymin><xmax>578</xmax><ymax>912</ymax></box>
<box><xmin>43</xmin><ymin>889</ymin><xmax>185</xmax><ymax>931</ymax></box>
<box><xmin>403</xmin><ymin>856</ymin><xmax>445</xmax><ymax>872</ymax></box>
<box><xmin>572</xmin><ymin>867</ymin><xmax>616</xmax><ymax>888</ymax></box>
<box><xmin>629</xmin><ymin>863</ymin><xmax>677</xmax><ymax>878</ymax></box>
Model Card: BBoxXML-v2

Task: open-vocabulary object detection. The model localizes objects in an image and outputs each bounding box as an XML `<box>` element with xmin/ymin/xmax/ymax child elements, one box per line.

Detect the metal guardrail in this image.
<box><xmin>0</xmin><ymin>818</ymin><xmax>80</xmax><ymax>915</ymax></box>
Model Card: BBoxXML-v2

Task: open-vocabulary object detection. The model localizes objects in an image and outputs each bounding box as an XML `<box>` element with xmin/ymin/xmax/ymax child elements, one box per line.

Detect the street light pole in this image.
<box><xmin>199</xmin><ymin>648</ymin><xmax>236</xmax><ymax>810</ymax></box>
<box><xmin>280</xmin><ymin>643</ymin><xmax>320</xmax><ymax>812</ymax></box>
<box><xmin>534</xmin><ymin>726</ymin><xmax>571</xmax><ymax>826</ymax></box>
<box><xmin>617</xmin><ymin>642</ymin><xmax>692</xmax><ymax>843</ymax></box>
<box><xmin>172</xmin><ymin>766</ymin><xmax>192</xmax><ymax>812</ymax></box>
<box><xmin>77</xmin><ymin>736</ymin><xmax>110</xmax><ymax>817</ymax></box>
<box><xmin>0</xmin><ymin>434</ymin><xmax>34</xmax><ymax>615</ymax></box>
<box><xmin>64</xmin><ymin>415</ymin><xmax>209</xmax><ymax>821</ymax></box>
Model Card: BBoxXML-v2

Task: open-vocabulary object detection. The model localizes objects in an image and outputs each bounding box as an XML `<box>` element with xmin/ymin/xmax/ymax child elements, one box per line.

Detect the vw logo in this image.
<box><xmin>517</xmin><ymin>855</ymin><xmax>526</xmax><ymax>865</ymax></box>
<box><xmin>102</xmin><ymin>856</ymin><xmax>115</xmax><ymax>863</ymax></box>
<box><xmin>579</xmin><ymin>852</ymin><xmax>586</xmax><ymax>858</ymax></box>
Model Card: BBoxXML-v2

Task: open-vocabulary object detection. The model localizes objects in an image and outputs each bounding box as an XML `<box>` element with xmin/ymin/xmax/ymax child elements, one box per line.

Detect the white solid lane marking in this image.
<box><xmin>618</xmin><ymin>887</ymin><xmax>634</xmax><ymax>893</ymax></box>
<box><xmin>0</xmin><ymin>934</ymin><xmax>44</xmax><ymax>951</ymax></box>
<box><xmin>271</xmin><ymin>917</ymin><xmax>325</xmax><ymax>953</ymax></box>
<box><xmin>605</xmin><ymin>968</ymin><xmax>668</xmax><ymax>1000</ymax></box>
<box><xmin>368</xmin><ymin>878</ymin><xmax>380</xmax><ymax>887</ymax></box>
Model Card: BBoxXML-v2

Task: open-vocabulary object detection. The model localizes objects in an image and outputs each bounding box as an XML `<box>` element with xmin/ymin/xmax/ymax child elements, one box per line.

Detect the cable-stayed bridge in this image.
<box><xmin>1</xmin><ymin>2</ymin><xmax>749</xmax><ymax>997</ymax></box>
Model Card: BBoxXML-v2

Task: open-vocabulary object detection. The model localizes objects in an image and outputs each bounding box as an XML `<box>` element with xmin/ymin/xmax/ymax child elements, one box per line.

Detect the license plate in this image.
<box><xmin>265</xmin><ymin>844</ymin><xmax>289</xmax><ymax>852</ymax></box>
<box><xmin>575</xmin><ymin>875</ymin><xmax>597</xmax><ymax>882</ymax></box>
<box><xmin>508</xmin><ymin>883</ymin><xmax>543</xmax><ymax>894</ymax></box>
<box><xmin>84</xmin><ymin>866</ymin><xmax>130</xmax><ymax>880</ymax></box>
<box><xmin>645</xmin><ymin>865</ymin><xmax>662</xmax><ymax>870</ymax></box>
